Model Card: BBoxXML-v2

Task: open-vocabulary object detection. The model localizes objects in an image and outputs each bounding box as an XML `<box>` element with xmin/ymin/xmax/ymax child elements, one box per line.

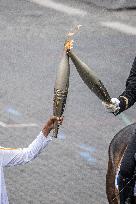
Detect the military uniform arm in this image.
<box><xmin>117</xmin><ymin>57</ymin><xmax>136</xmax><ymax>114</ymax></box>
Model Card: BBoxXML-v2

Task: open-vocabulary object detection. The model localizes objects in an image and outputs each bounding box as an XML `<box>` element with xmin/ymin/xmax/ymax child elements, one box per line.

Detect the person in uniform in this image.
<box><xmin>0</xmin><ymin>116</ymin><xmax>62</xmax><ymax>204</ymax></box>
<box><xmin>103</xmin><ymin>57</ymin><xmax>136</xmax><ymax>204</ymax></box>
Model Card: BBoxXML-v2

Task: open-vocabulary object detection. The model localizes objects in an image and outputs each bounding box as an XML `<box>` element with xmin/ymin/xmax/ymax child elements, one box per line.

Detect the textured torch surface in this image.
<box><xmin>53</xmin><ymin>52</ymin><xmax>70</xmax><ymax>137</ymax></box>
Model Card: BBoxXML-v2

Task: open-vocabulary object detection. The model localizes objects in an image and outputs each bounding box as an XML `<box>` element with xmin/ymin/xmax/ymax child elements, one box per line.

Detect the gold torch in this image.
<box><xmin>68</xmin><ymin>49</ymin><xmax>111</xmax><ymax>104</ymax></box>
<box><xmin>53</xmin><ymin>40</ymin><xmax>73</xmax><ymax>138</ymax></box>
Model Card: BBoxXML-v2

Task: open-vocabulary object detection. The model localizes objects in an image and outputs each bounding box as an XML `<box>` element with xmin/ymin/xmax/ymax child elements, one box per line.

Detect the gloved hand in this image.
<box><xmin>102</xmin><ymin>98</ymin><xmax>120</xmax><ymax>114</ymax></box>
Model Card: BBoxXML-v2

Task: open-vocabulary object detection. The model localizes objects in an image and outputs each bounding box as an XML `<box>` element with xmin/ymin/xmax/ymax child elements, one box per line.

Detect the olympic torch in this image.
<box><xmin>53</xmin><ymin>40</ymin><xmax>73</xmax><ymax>138</ymax></box>
<box><xmin>68</xmin><ymin>50</ymin><xmax>111</xmax><ymax>104</ymax></box>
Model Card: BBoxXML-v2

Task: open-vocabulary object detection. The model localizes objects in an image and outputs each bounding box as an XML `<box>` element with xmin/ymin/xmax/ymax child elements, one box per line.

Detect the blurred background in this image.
<box><xmin>0</xmin><ymin>0</ymin><xmax>136</xmax><ymax>203</ymax></box>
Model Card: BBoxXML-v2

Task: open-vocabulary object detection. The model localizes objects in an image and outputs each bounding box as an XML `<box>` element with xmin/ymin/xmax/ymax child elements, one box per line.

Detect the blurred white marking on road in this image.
<box><xmin>0</xmin><ymin>121</ymin><xmax>6</xmax><ymax>127</ymax></box>
<box><xmin>0</xmin><ymin>121</ymin><xmax>38</xmax><ymax>128</ymax></box>
<box><xmin>30</xmin><ymin>0</ymin><xmax>87</xmax><ymax>16</ymax></box>
<box><xmin>101</xmin><ymin>21</ymin><xmax>136</xmax><ymax>35</ymax></box>
<box><xmin>7</xmin><ymin>123</ymin><xmax>39</xmax><ymax>128</ymax></box>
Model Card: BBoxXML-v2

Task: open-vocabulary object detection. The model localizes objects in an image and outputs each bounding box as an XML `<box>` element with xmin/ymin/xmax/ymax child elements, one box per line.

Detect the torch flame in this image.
<box><xmin>67</xmin><ymin>25</ymin><xmax>82</xmax><ymax>37</ymax></box>
<box><xmin>64</xmin><ymin>24</ymin><xmax>82</xmax><ymax>51</ymax></box>
<box><xmin>64</xmin><ymin>39</ymin><xmax>74</xmax><ymax>51</ymax></box>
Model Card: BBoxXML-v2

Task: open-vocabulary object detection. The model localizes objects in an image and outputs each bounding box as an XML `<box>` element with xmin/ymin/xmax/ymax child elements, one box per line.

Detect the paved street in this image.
<box><xmin>0</xmin><ymin>0</ymin><xmax>136</xmax><ymax>203</ymax></box>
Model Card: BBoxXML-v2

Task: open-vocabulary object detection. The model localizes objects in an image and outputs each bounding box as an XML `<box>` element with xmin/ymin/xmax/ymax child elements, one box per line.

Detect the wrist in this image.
<box><xmin>39</xmin><ymin>131</ymin><xmax>52</xmax><ymax>142</ymax></box>
<box><xmin>119</xmin><ymin>96</ymin><xmax>128</xmax><ymax>109</ymax></box>
<box><xmin>42</xmin><ymin>126</ymin><xmax>50</xmax><ymax>137</ymax></box>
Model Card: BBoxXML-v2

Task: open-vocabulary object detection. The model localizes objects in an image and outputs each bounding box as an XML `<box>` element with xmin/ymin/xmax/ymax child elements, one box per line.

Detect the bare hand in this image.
<box><xmin>42</xmin><ymin>116</ymin><xmax>63</xmax><ymax>137</ymax></box>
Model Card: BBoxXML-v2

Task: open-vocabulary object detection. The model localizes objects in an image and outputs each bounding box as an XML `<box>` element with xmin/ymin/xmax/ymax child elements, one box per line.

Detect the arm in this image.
<box><xmin>117</xmin><ymin>57</ymin><xmax>136</xmax><ymax>114</ymax></box>
<box><xmin>0</xmin><ymin>116</ymin><xmax>63</xmax><ymax>167</ymax></box>
<box><xmin>0</xmin><ymin>132</ymin><xmax>51</xmax><ymax>167</ymax></box>
<box><xmin>103</xmin><ymin>57</ymin><xmax>136</xmax><ymax>115</ymax></box>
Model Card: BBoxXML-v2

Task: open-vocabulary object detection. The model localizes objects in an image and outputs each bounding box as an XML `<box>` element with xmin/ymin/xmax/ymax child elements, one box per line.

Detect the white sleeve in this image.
<box><xmin>0</xmin><ymin>132</ymin><xmax>52</xmax><ymax>167</ymax></box>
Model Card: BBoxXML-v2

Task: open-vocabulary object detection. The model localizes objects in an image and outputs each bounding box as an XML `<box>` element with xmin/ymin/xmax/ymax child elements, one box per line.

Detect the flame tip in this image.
<box><xmin>67</xmin><ymin>24</ymin><xmax>82</xmax><ymax>38</ymax></box>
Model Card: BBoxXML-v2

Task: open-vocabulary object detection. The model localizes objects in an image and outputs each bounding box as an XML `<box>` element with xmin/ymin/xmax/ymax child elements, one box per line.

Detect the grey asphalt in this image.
<box><xmin>82</xmin><ymin>0</ymin><xmax>136</xmax><ymax>9</ymax></box>
<box><xmin>0</xmin><ymin>0</ymin><xmax>136</xmax><ymax>203</ymax></box>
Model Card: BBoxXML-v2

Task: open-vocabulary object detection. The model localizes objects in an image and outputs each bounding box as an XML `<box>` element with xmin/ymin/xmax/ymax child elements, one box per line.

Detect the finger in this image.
<box><xmin>104</xmin><ymin>103</ymin><xmax>112</xmax><ymax>109</ymax></box>
<box><xmin>50</xmin><ymin>116</ymin><xmax>58</xmax><ymax>123</ymax></box>
<box><xmin>51</xmin><ymin>116</ymin><xmax>58</xmax><ymax>120</ymax></box>
<box><xmin>58</xmin><ymin>120</ymin><xmax>62</xmax><ymax>125</ymax></box>
<box><xmin>57</xmin><ymin>117</ymin><xmax>63</xmax><ymax>125</ymax></box>
<box><xmin>51</xmin><ymin>116</ymin><xmax>64</xmax><ymax>124</ymax></box>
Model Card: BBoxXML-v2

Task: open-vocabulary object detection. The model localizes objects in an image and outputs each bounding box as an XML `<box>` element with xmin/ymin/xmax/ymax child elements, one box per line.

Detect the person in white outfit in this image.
<box><xmin>0</xmin><ymin>116</ymin><xmax>62</xmax><ymax>204</ymax></box>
